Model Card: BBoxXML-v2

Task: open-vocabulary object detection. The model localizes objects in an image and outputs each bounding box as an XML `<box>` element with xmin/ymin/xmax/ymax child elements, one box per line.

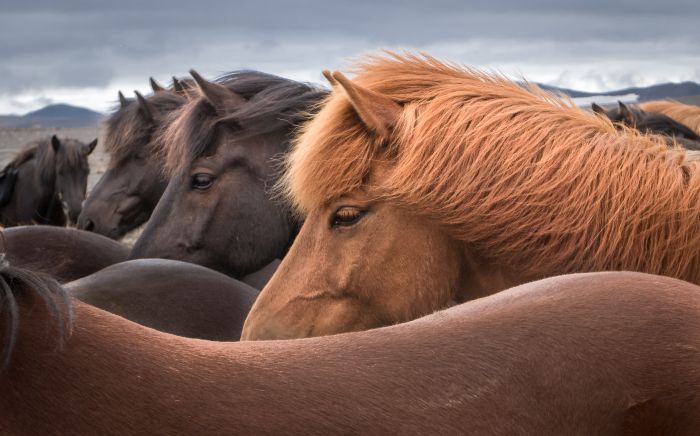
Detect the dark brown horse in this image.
<box><xmin>0</xmin><ymin>135</ymin><xmax>96</xmax><ymax>226</ymax></box>
<box><xmin>130</xmin><ymin>71</ymin><xmax>327</xmax><ymax>277</ymax></box>
<box><xmin>2</xmin><ymin>226</ymin><xmax>129</xmax><ymax>282</ymax></box>
<box><xmin>66</xmin><ymin>259</ymin><xmax>258</xmax><ymax>340</ymax></box>
<box><xmin>2</xmin><ymin>267</ymin><xmax>700</xmax><ymax>433</ymax></box>
<box><xmin>592</xmin><ymin>101</ymin><xmax>700</xmax><ymax>149</ymax></box>
<box><xmin>77</xmin><ymin>89</ymin><xmax>186</xmax><ymax>239</ymax></box>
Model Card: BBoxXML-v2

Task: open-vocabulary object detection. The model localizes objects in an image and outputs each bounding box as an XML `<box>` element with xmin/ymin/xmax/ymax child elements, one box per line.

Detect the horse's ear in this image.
<box><xmin>150</xmin><ymin>77</ymin><xmax>166</xmax><ymax>93</ymax></box>
<box><xmin>134</xmin><ymin>90</ymin><xmax>158</xmax><ymax>122</ymax></box>
<box><xmin>172</xmin><ymin>76</ymin><xmax>185</xmax><ymax>94</ymax></box>
<box><xmin>591</xmin><ymin>103</ymin><xmax>607</xmax><ymax>117</ymax></box>
<box><xmin>85</xmin><ymin>138</ymin><xmax>98</xmax><ymax>155</ymax></box>
<box><xmin>50</xmin><ymin>135</ymin><xmax>61</xmax><ymax>153</ymax></box>
<box><xmin>331</xmin><ymin>71</ymin><xmax>401</xmax><ymax>138</ymax></box>
<box><xmin>118</xmin><ymin>91</ymin><xmax>129</xmax><ymax>108</ymax></box>
<box><xmin>618</xmin><ymin>101</ymin><xmax>635</xmax><ymax>125</ymax></box>
<box><xmin>322</xmin><ymin>70</ymin><xmax>337</xmax><ymax>87</ymax></box>
<box><xmin>189</xmin><ymin>69</ymin><xmax>245</xmax><ymax>112</ymax></box>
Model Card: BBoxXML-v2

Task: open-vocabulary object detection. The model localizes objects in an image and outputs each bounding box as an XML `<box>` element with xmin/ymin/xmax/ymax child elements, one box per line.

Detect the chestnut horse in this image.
<box><xmin>130</xmin><ymin>70</ymin><xmax>327</xmax><ymax>278</ymax></box>
<box><xmin>66</xmin><ymin>259</ymin><xmax>258</xmax><ymax>340</ymax></box>
<box><xmin>592</xmin><ymin>101</ymin><xmax>700</xmax><ymax>148</ymax></box>
<box><xmin>639</xmin><ymin>99</ymin><xmax>700</xmax><ymax>135</ymax></box>
<box><xmin>242</xmin><ymin>53</ymin><xmax>700</xmax><ymax>340</ymax></box>
<box><xmin>2</xmin><ymin>267</ymin><xmax>700</xmax><ymax>433</ymax></box>
<box><xmin>0</xmin><ymin>135</ymin><xmax>96</xmax><ymax>227</ymax></box>
<box><xmin>78</xmin><ymin>89</ymin><xmax>186</xmax><ymax>239</ymax></box>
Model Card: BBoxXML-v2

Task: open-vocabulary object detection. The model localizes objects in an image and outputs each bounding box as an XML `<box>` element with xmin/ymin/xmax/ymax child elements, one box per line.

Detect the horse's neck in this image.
<box><xmin>453</xmin><ymin>246</ymin><xmax>522</xmax><ymax>302</ymax></box>
<box><xmin>5</xmin><ymin>161</ymin><xmax>57</xmax><ymax>224</ymax></box>
<box><xmin>42</xmin><ymin>193</ymin><xmax>66</xmax><ymax>226</ymax></box>
<box><xmin>144</xmin><ymin>173</ymin><xmax>169</xmax><ymax>210</ymax></box>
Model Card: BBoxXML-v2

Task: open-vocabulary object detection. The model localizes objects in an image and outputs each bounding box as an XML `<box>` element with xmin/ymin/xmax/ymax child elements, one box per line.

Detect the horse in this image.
<box><xmin>129</xmin><ymin>70</ymin><xmax>327</xmax><ymax>278</ymax></box>
<box><xmin>0</xmin><ymin>135</ymin><xmax>96</xmax><ymax>227</ymax></box>
<box><xmin>66</xmin><ymin>259</ymin><xmax>258</xmax><ymax>340</ymax></box>
<box><xmin>242</xmin><ymin>53</ymin><xmax>700</xmax><ymax>340</ymax></box>
<box><xmin>240</xmin><ymin>258</ymin><xmax>280</xmax><ymax>290</ymax></box>
<box><xmin>77</xmin><ymin>89</ymin><xmax>187</xmax><ymax>239</ymax></box>
<box><xmin>639</xmin><ymin>99</ymin><xmax>700</xmax><ymax>136</ymax></box>
<box><xmin>2</xmin><ymin>266</ymin><xmax>700</xmax><ymax>434</ymax></box>
<box><xmin>592</xmin><ymin>101</ymin><xmax>700</xmax><ymax>149</ymax></box>
<box><xmin>2</xmin><ymin>226</ymin><xmax>129</xmax><ymax>282</ymax></box>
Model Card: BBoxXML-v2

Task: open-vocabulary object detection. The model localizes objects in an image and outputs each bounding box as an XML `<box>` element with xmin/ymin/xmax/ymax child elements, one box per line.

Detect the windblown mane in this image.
<box><xmin>159</xmin><ymin>71</ymin><xmax>328</xmax><ymax>176</ymax></box>
<box><xmin>639</xmin><ymin>100</ymin><xmax>700</xmax><ymax>135</ymax></box>
<box><xmin>285</xmin><ymin>52</ymin><xmax>700</xmax><ymax>283</ymax></box>
<box><xmin>103</xmin><ymin>92</ymin><xmax>186</xmax><ymax>167</ymax></box>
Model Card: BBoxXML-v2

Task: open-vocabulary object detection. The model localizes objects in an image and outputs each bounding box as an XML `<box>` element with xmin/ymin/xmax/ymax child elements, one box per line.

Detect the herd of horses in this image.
<box><xmin>2</xmin><ymin>52</ymin><xmax>700</xmax><ymax>433</ymax></box>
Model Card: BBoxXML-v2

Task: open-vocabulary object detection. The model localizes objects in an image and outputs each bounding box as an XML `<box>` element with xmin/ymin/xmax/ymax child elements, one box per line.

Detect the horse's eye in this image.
<box><xmin>331</xmin><ymin>207</ymin><xmax>365</xmax><ymax>228</ymax></box>
<box><xmin>191</xmin><ymin>173</ymin><xmax>214</xmax><ymax>190</ymax></box>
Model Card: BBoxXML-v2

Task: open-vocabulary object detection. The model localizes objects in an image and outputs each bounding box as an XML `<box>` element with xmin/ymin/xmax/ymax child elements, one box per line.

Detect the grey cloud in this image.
<box><xmin>0</xmin><ymin>0</ymin><xmax>698</xmax><ymax>110</ymax></box>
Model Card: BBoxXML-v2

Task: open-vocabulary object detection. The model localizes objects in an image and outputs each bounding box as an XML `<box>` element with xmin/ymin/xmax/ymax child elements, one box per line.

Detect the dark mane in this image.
<box><xmin>103</xmin><ymin>91</ymin><xmax>186</xmax><ymax>166</ymax></box>
<box><xmin>216</xmin><ymin>70</ymin><xmax>329</xmax><ymax>131</ymax></box>
<box><xmin>0</xmin><ymin>258</ymin><xmax>72</xmax><ymax>370</ymax></box>
<box><xmin>161</xmin><ymin>71</ymin><xmax>329</xmax><ymax>176</ymax></box>
<box><xmin>7</xmin><ymin>139</ymin><xmax>55</xmax><ymax>184</ymax></box>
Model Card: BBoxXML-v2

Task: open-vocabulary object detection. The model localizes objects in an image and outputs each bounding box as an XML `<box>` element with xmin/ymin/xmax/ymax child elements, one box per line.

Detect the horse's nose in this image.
<box><xmin>81</xmin><ymin>218</ymin><xmax>95</xmax><ymax>232</ymax></box>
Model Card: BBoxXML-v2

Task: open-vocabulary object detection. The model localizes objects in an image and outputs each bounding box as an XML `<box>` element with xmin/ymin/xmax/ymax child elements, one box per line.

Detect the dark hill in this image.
<box><xmin>539</xmin><ymin>81</ymin><xmax>700</xmax><ymax>102</ymax></box>
<box><xmin>0</xmin><ymin>104</ymin><xmax>103</xmax><ymax>128</ymax></box>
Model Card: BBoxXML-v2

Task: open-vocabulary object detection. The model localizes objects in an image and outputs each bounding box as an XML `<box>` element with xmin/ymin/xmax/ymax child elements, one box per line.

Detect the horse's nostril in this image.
<box><xmin>83</xmin><ymin>219</ymin><xmax>95</xmax><ymax>231</ymax></box>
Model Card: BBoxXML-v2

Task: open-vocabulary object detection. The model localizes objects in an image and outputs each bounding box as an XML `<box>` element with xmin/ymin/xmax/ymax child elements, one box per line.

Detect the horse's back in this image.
<box><xmin>66</xmin><ymin>258</ymin><xmax>259</xmax><ymax>340</ymax></box>
<box><xmin>403</xmin><ymin>272</ymin><xmax>700</xmax><ymax>434</ymax></box>
<box><xmin>3</xmin><ymin>226</ymin><xmax>129</xmax><ymax>282</ymax></box>
<box><xmin>1</xmin><ymin>269</ymin><xmax>700</xmax><ymax>433</ymax></box>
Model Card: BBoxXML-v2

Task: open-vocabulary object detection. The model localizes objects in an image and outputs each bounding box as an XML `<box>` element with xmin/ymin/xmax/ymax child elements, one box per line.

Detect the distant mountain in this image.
<box><xmin>1</xmin><ymin>82</ymin><xmax>698</xmax><ymax>129</ymax></box>
<box><xmin>537</xmin><ymin>84</ymin><xmax>599</xmax><ymax>98</ymax></box>
<box><xmin>0</xmin><ymin>104</ymin><xmax>103</xmax><ymax>128</ymax></box>
<box><xmin>538</xmin><ymin>81</ymin><xmax>700</xmax><ymax>102</ymax></box>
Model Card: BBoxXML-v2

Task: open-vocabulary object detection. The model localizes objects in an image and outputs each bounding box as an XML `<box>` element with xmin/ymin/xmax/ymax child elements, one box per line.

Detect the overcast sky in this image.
<box><xmin>1</xmin><ymin>0</ymin><xmax>699</xmax><ymax>114</ymax></box>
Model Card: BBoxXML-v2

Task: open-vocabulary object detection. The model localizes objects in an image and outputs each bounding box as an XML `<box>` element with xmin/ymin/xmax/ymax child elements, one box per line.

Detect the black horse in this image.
<box><xmin>0</xmin><ymin>135</ymin><xmax>96</xmax><ymax>226</ymax></box>
<box><xmin>592</xmin><ymin>101</ymin><xmax>700</xmax><ymax>149</ymax></box>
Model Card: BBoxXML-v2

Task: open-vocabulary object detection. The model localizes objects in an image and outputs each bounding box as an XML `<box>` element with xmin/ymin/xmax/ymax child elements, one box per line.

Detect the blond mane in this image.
<box><xmin>284</xmin><ymin>52</ymin><xmax>700</xmax><ymax>283</ymax></box>
<box><xmin>639</xmin><ymin>100</ymin><xmax>700</xmax><ymax>135</ymax></box>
